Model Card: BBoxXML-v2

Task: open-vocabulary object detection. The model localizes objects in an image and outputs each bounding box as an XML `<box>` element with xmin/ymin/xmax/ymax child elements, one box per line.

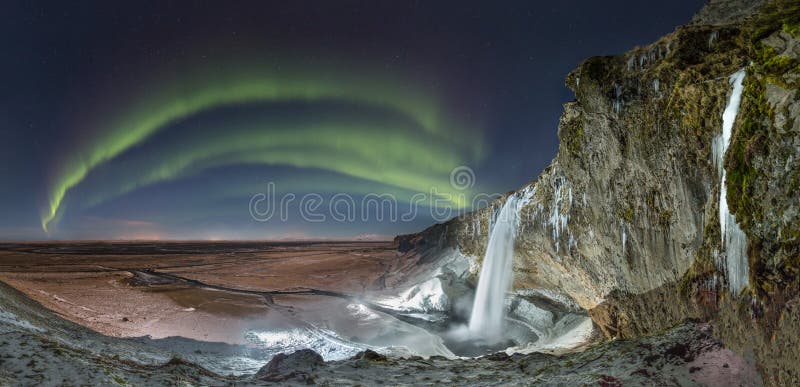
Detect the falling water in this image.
<box><xmin>469</xmin><ymin>188</ymin><xmax>534</xmax><ymax>343</ymax></box>
<box><xmin>712</xmin><ymin>69</ymin><xmax>749</xmax><ymax>294</ymax></box>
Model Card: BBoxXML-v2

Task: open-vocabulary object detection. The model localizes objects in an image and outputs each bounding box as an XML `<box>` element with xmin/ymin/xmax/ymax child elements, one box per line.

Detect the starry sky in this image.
<box><xmin>0</xmin><ymin>0</ymin><xmax>705</xmax><ymax>240</ymax></box>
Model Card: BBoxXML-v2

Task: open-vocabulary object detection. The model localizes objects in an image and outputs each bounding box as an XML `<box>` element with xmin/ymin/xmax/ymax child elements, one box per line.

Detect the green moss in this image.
<box><xmin>621</xmin><ymin>207</ymin><xmax>634</xmax><ymax>222</ymax></box>
<box><xmin>748</xmin><ymin>1</ymin><xmax>800</xmax><ymax>88</ymax></box>
<box><xmin>783</xmin><ymin>22</ymin><xmax>800</xmax><ymax>39</ymax></box>
<box><xmin>658</xmin><ymin>210</ymin><xmax>673</xmax><ymax>227</ymax></box>
<box><xmin>645</xmin><ymin>192</ymin><xmax>655</xmax><ymax>211</ymax></box>
<box><xmin>753</xmin><ymin>45</ymin><xmax>800</xmax><ymax>88</ymax></box>
<box><xmin>678</xmin><ymin>207</ymin><xmax>724</xmax><ymax>297</ymax></box>
<box><xmin>581</xmin><ymin>56</ymin><xmax>617</xmax><ymax>84</ymax></box>
<box><xmin>112</xmin><ymin>375</ymin><xmax>128</xmax><ymax>386</ymax></box>
<box><xmin>678</xmin><ymin>252</ymin><xmax>715</xmax><ymax>294</ymax></box>
<box><xmin>724</xmin><ymin>76</ymin><xmax>770</xmax><ymax>229</ymax></box>
<box><xmin>563</xmin><ymin>119</ymin><xmax>584</xmax><ymax>157</ymax></box>
<box><xmin>749</xmin><ymin>0</ymin><xmax>800</xmax><ymax>42</ymax></box>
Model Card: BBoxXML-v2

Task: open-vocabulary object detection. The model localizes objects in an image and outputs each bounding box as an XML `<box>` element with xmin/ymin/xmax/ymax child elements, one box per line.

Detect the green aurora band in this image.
<box><xmin>77</xmin><ymin>121</ymin><xmax>471</xmax><ymax>212</ymax></box>
<box><xmin>44</xmin><ymin>63</ymin><xmax>481</xmax><ymax>230</ymax></box>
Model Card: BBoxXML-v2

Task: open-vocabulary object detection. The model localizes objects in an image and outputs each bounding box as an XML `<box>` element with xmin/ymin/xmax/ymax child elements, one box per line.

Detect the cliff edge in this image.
<box><xmin>399</xmin><ymin>0</ymin><xmax>800</xmax><ymax>383</ymax></box>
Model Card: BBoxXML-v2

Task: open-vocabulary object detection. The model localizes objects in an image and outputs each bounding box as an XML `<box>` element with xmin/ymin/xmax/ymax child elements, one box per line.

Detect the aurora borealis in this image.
<box><xmin>41</xmin><ymin>62</ymin><xmax>482</xmax><ymax>231</ymax></box>
<box><xmin>1</xmin><ymin>0</ymin><xmax>704</xmax><ymax>240</ymax></box>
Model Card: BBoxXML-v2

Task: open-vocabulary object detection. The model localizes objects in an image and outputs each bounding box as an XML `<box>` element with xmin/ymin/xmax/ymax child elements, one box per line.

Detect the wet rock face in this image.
<box><xmin>400</xmin><ymin>0</ymin><xmax>800</xmax><ymax>383</ymax></box>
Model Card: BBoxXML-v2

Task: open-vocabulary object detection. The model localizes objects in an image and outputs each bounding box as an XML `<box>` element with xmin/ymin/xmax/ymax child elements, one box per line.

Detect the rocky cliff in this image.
<box><xmin>398</xmin><ymin>0</ymin><xmax>800</xmax><ymax>383</ymax></box>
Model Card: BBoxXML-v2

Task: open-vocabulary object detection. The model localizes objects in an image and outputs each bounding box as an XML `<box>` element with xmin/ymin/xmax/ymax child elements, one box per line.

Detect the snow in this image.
<box><xmin>248</xmin><ymin>327</ymin><xmax>364</xmax><ymax>361</ymax></box>
<box><xmin>376</xmin><ymin>276</ymin><xmax>449</xmax><ymax>313</ymax></box>
<box><xmin>507</xmin><ymin>298</ymin><xmax>555</xmax><ymax>334</ymax></box>
<box><xmin>506</xmin><ymin>315</ymin><xmax>595</xmax><ymax>355</ymax></box>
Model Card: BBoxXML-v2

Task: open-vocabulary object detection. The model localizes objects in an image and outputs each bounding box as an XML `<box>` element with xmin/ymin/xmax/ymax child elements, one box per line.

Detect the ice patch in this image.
<box><xmin>515</xmin><ymin>288</ymin><xmax>583</xmax><ymax>311</ymax></box>
<box><xmin>375</xmin><ymin>276</ymin><xmax>449</xmax><ymax>314</ymax></box>
<box><xmin>507</xmin><ymin>315</ymin><xmax>595</xmax><ymax>354</ymax></box>
<box><xmin>347</xmin><ymin>303</ymin><xmax>381</xmax><ymax>321</ymax></box>
<box><xmin>507</xmin><ymin>298</ymin><xmax>554</xmax><ymax>335</ymax></box>
<box><xmin>247</xmin><ymin>327</ymin><xmax>364</xmax><ymax>361</ymax></box>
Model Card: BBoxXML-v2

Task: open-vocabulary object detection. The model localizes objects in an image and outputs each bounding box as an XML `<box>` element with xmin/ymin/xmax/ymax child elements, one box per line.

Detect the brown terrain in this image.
<box><xmin>0</xmin><ymin>241</ymin><xmax>399</xmax><ymax>345</ymax></box>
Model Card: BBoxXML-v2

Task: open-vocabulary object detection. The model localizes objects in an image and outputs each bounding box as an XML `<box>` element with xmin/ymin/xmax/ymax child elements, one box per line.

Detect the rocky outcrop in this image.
<box><xmin>398</xmin><ymin>0</ymin><xmax>800</xmax><ymax>383</ymax></box>
<box><xmin>255</xmin><ymin>349</ymin><xmax>324</xmax><ymax>383</ymax></box>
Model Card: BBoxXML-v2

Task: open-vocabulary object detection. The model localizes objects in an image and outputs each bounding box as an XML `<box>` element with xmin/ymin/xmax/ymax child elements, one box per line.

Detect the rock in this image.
<box><xmin>350</xmin><ymin>349</ymin><xmax>389</xmax><ymax>368</ymax></box>
<box><xmin>351</xmin><ymin>349</ymin><xmax>388</xmax><ymax>362</ymax></box>
<box><xmin>483</xmin><ymin>352</ymin><xmax>511</xmax><ymax>361</ymax></box>
<box><xmin>689</xmin><ymin>0</ymin><xmax>763</xmax><ymax>26</ymax></box>
<box><xmin>598</xmin><ymin>375</ymin><xmax>623</xmax><ymax>387</ymax></box>
<box><xmin>762</xmin><ymin>30</ymin><xmax>800</xmax><ymax>59</ymax></box>
<box><xmin>255</xmin><ymin>349</ymin><xmax>323</xmax><ymax>382</ymax></box>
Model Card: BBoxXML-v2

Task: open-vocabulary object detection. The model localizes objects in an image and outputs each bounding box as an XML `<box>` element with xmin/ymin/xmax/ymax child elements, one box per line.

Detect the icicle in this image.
<box><xmin>548</xmin><ymin>175</ymin><xmax>571</xmax><ymax>253</ymax></box>
<box><xmin>612</xmin><ymin>83</ymin><xmax>624</xmax><ymax>114</ymax></box>
<box><xmin>708</xmin><ymin>31</ymin><xmax>718</xmax><ymax>49</ymax></box>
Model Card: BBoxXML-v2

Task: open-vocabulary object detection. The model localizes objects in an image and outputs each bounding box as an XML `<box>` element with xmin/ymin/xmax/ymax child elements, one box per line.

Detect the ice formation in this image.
<box><xmin>376</xmin><ymin>276</ymin><xmax>449</xmax><ymax>313</ymax></box>
<box><xmin>711</xmin><ymin>69</ymin><xmax>749</xmax><ymax>295</ymax></box>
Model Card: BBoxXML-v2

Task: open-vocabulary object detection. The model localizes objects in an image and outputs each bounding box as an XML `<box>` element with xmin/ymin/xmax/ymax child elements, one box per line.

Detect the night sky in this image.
<box><xmin>1</xmin><ymin>0</ymin><xmax>705</xmax><ymax>240</ymax></box>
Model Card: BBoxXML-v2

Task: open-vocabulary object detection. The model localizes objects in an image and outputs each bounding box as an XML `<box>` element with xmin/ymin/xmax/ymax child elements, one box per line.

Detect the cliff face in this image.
<box><xmin>398</xmin><ymin>0</ymin><xmax>800</xmax><ymax>383</ymax></box>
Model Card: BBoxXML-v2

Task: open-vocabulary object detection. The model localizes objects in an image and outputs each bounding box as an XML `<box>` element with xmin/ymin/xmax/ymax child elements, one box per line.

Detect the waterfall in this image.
<box><xmin>712</xmin><ymin>69</ymin><xmax>749</xmax><ymax>295</ymax></box>
<box><xmin>468</xmin><ymin>188</ymin><xmax>534</xmax><ymax>343</ymax></box>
